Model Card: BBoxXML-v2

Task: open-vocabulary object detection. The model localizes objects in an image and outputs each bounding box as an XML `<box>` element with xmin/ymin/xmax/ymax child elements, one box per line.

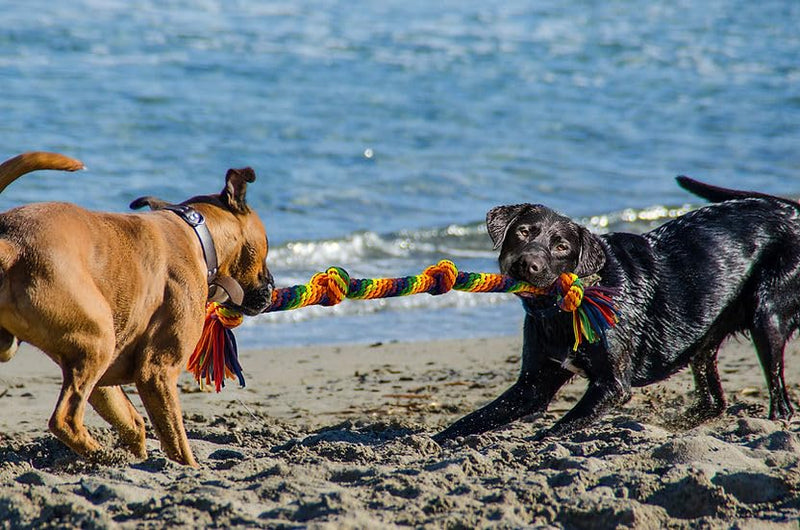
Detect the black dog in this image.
<box><xmin>434</xmin><ymin>177</ymin><xmax>800</xmax><ymax>442</ymax></box>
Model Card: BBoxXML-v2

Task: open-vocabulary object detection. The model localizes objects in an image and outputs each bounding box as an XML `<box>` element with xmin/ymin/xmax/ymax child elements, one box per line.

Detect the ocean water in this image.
<box><xmin>1</xmin><ymin>0</ymin><xmax>798</xmax><ymax>348</ymax></box>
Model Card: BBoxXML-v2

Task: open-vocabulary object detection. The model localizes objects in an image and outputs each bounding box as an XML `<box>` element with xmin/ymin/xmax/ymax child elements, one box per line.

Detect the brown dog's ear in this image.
<box><xmin>486</xmin><ymin>204</ymin><xmax>533</xmax><ymax>250</ymax></box>
<box><xmin>221</xmin><ymin>167</ymin><xmax>256</xmax><ymax>214</ymax></box>
<box><xmin>130</xmin><ymin>196</ymin><xmax>172</xmax><ymax>210</ymax></box>
<box><xmin>574</xmin><ymin>226</ymin><xmax>606</xmax><ymax>278</ymax></box>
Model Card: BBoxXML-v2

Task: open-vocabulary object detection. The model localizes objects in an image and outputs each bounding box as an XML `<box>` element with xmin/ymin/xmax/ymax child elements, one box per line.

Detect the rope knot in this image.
<box><xmin>322</xmin><ymin>266</ymin><xmax>350</xmax><ymax>305</ymax></box>
<box><xmin>424</xmin><ymin>259</ymin><xmax>458</xmax><ymax>295</ymax></box>
<box><xmin>208</xmin><ymin>301</ymin><xmax>244</xmax><ymax>328</ymax></box>
<box><xmin>307</xmin><ymin>267</ymin><xmax>351</xmax><ymax>306</ymax></box>
<box><xmin>554</xmin><ymin>273</ymin><xmax>584</xmax><ymax>312</ymax></box>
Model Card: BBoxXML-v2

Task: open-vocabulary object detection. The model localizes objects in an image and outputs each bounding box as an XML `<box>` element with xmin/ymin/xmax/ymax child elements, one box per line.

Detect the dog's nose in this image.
<box><xmin>524</xmin><ymin>255</ymin><xmax>546</xmax><ymax>276</ymax></box>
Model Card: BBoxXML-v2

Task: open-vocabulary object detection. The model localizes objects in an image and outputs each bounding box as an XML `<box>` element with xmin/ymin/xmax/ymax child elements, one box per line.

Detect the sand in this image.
<box><xmin>1</xmin><ymin>335</ymin><xmax>799</xmax><ymax>529</ymax></box>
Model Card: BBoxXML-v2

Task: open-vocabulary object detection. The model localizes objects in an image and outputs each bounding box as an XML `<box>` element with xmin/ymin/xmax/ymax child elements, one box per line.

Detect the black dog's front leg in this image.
<box><xmin>433</xmin><ymin>366</ymin><xmax>572</xmax><ymax>443</ymax></box>
<box><xmin>537</xmin><ymin>377</ymin><xmax>631</xmax><ymax>440</ymax></box>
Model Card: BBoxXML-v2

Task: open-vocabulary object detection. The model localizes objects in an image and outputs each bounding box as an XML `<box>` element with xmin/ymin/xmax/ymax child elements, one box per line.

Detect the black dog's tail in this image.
<box><xmin>676</xmin><ymin>176</ymin><xmax>800</xmax><ymax>209</ymax></box>
<box><xmin>675</xmin><ymin>176</ymin><xmax>777</xmax><ymax>203</ymax></box>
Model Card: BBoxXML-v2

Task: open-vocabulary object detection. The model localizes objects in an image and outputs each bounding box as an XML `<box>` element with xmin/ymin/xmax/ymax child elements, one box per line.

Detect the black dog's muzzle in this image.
<box><xmin>502</xmin><ymin>246</ymin><xmax>559</xmax><ymax>289</ymax></box>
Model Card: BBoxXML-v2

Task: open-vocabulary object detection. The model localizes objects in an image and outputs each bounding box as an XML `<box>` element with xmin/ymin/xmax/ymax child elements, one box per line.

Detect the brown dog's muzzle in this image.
<box><xmin>230</xmin><ymin>273</ymin><xmax>274</xmax><ymax>316</ymax></box>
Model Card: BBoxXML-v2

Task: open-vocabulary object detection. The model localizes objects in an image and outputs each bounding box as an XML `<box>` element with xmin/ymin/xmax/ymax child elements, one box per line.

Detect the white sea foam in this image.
<box><xmin>250</xmin><ymin>202</ymin><xmax>704</xmax><ymax>347</ymax></box>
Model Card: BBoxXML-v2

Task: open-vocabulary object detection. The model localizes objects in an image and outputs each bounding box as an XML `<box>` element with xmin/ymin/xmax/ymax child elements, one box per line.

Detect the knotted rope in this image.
<box><xmin>188</xmin><ymin>260</ymin><xmax>619</xmax><ymax>391</ymax></box>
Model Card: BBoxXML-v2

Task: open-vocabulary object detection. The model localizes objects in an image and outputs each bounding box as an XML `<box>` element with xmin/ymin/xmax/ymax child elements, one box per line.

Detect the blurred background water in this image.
<box><xmin>1</xmin><ymin>0</ymin><xmax>798</xmax><ymax>348</ymax></box>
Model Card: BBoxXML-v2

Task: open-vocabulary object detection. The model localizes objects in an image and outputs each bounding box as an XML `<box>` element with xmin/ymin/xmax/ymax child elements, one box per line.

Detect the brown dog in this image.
<box><xmin>0</xmin><ymin>152</ymin><xmax>273</xmax><ymax>466</ymax></box>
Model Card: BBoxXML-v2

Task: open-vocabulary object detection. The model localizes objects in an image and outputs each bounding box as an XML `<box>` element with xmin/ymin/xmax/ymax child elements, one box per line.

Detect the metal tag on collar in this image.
<box><xmin>183</xmin><ymin>209</ymin><xmax>204</xmax><ymax>227</ymax></box>
<box><xmin>165</xmin><ymin>204</ymin><xmax>204</xmax><ymax>227</ymax></box>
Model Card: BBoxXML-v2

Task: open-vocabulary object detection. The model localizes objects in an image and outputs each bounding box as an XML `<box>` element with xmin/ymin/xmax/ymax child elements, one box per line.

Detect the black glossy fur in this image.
<box><xmin>434</xmin><ymin>177</ymin><xmax>800</xmax><ymax>442</ymax></box>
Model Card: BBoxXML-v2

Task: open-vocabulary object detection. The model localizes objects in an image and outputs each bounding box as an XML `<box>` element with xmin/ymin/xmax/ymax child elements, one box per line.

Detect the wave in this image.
<box><xmin>267</xmin><ymin>201</ymin><xmax>696</xmax><ymax>270</ymax></box>
<box><xmin>249</xmin><ymin>201</ymin><xmax>698</xmax><ymax>339</ymax></box>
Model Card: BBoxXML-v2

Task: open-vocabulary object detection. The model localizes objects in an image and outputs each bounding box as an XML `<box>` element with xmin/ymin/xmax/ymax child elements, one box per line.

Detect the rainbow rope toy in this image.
<box><xmin>187</xmin><ymin>260</ymin><xmax>620</xmax><ymax>391</ymax></box>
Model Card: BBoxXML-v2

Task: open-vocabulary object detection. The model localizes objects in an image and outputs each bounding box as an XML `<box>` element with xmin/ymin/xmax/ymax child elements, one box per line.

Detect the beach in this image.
<box><xmin>2</xmin><ymin>336</ymin><xmax>799</xmax><ymax>529</ymax></box>
<box><xmin>1</xmin><ymin>0</ymin><xmax>798</xmax><ymax>528</ymax></box>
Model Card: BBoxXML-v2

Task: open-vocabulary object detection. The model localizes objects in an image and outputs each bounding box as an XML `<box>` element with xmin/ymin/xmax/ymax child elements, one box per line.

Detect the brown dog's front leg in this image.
<box><xmin>136</xmin><ymin>369</ymin><xmax>198</xmax><ymax>467</ymax></box>
<box><xmin>89</xmin><ymin>386</ymin><xmax>147</xmax><ymax>459</ymax></box>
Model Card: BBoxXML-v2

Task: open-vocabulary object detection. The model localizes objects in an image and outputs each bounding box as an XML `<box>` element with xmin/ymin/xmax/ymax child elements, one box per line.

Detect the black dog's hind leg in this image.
<box><xmin>433</xmin><ymin>366</ymin><xmax>572</xmax><ymax>442</ymax></box>
<box><xmin>685</xmin><ymin>345</ymin><xmax>727</xmax><ymax>424</ymax></box>
<box><xmin>751</xmin><ymin>314</ymin><xmax>794</xmax><ymax>420</ymax></box>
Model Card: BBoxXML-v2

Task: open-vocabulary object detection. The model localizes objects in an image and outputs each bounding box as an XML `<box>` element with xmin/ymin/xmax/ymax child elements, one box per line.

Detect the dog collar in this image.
<box><xmin>164</xmin><ymin>205</ymin><xmax>245</xmax><ymax>306</ymax></box>
<box><xmin>164</xmin><ymin>205</ymin><xmax>218</xmax><ymax>282</ymax></box>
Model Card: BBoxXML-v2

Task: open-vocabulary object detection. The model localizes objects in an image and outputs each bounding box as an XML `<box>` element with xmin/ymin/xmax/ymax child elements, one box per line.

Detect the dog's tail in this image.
<box><xmin>676</xmin><ymin>176</ymin><xmax>774</xmax><ymax>202</ymax></box>
<box><xmin>0</xmin><ymin>151</ymin><xmax>85</xmax><ymax>194</ymax></box>
<box><xmin>676</xmin><ymin>176</ymin><xmax>799</xmax><ymax>208</ymax></box>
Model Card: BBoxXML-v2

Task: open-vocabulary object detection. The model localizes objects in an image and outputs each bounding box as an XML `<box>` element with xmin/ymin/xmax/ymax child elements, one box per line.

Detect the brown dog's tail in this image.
<box><xmin>0</xmin><ymin>151</ymin><xmax>85</xmax><ymax>194</ymax></box>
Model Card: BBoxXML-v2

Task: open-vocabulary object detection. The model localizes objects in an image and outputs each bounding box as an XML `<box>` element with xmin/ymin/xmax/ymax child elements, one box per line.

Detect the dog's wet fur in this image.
<box><xmin>435</xmin><ymin>177</ymin><xmax>800</xmax><ymax>442</ymax></box>
<box><xmin>0</xmin><ymin>152</ymin><xmax>273</xmax><ymax>466</ymax></box>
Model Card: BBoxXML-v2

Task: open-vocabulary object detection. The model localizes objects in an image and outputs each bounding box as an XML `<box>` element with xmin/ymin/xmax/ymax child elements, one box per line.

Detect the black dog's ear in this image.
<box><xmin>221</xmin><ymin>167</ymin><xmax>256</xmax><ymax>214</ymax></box>
<box><xmin>574</xmin><ymin>226</ymin><xmax>606</xmax><ymax>278</ymax></box>
<box><xmin>486</xmin><ymin>204</ymin><xmax>532</xmax><ymax>250</ymax></box>
<box><xmin>130</xmin><ymin>196</ymin><xmax>172</xmax><ymax>210</ymax></box>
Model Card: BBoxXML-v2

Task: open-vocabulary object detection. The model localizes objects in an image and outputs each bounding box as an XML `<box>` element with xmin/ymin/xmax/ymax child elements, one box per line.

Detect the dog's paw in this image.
<box><xmin>83</xmin><ymin>446</ymin><xmax>136</xmax><ymax>467</ymax></box>
<box><xmin>676</xmin><ymin>400</ymin><xmax>727</xmax><ymax>429</ymax></box>
<box><xmin>530</xmin><ymin>428</ymin><xmax>553</xmax><ymax>442</ymax></box>
<box><xmin>430</xmin><ymin>433</ymin><xmax>454</xmax><ymax>447</ymax></box>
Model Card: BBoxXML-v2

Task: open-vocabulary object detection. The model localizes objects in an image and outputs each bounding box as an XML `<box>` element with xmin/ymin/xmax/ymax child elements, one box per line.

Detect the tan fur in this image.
<box><xmin>0</xmin><ymin>151</ymin><xmax>85</xmax><ymax>193</ymax></box>
<box><xmin>0</xmin><ymin>153</ymin><xmax>272</xmax><ymax>466</ymax></box>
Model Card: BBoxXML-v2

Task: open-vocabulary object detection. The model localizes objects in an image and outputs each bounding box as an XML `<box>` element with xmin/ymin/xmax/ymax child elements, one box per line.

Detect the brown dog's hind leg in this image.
<box><xmin>136</xmin><ymin>366</ymin><xmax>198</xmax><ymax>467</ymax></box>
<box><xmin>49</xmin><ymin>359</ymin><xmax>110</xmax><ymax>459</ymax></box>
<box><xmin>685</xmin><ymin>345</ymin><xmax>727</xmax><ymax>425</ymax></box>
<box><xmin>89</xmin><ymin>386</ymin><xmax>147</xmax><ymax>459</ymax></box>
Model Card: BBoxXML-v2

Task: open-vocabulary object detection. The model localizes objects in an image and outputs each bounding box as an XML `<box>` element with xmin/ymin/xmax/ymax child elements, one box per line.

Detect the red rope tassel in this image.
<box><xmin>187</xmin><ymin>302</ymin><xmax>245</xmax><ymax>392</ymax></box>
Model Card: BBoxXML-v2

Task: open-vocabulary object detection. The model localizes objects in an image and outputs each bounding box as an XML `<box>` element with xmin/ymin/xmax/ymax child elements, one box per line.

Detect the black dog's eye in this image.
<box><xmin>517</xmin><ymin>226</ymin><xmax>530</xmax><ymax>238</ymax></box>
<box><xmin>553</xmin><ymin>240</ymin><xmax>570</xmax><ymax>253</ymax></box>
